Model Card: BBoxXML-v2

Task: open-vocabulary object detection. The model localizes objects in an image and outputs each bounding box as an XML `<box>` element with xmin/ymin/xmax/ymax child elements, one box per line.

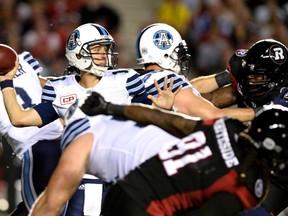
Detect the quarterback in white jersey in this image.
<box><xmin>0</xmin><ymin>24</ymin><xmax>150</xmax><ymax>216</ymax></box>
<box><xmin>0</xmin><ymin>51</ymin><xmax>63</xmax><ymax>215</ymax></box>
<box><xmin>36</xmin><ymin>68</ymin><xmax>148</xmax><ymax>125</ymax></box>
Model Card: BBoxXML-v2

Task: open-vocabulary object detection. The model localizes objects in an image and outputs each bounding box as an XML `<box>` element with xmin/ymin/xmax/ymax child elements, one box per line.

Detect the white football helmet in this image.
<box><xmin>65</xmin><ymin>23</ymin><xmax>118</xmax><ymax>77</ymax></box>
<box><xmin>136</xmin><ymin>23</ymin><xmax>191</xmax><ymax>74</ymax></box>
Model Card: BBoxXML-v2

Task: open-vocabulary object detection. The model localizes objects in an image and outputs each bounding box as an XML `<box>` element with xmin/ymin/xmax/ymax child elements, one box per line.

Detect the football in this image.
<box><xmin>0</xmin><ymin>44</ymin><xmax>17</xmax><ymax>75</ymax></box>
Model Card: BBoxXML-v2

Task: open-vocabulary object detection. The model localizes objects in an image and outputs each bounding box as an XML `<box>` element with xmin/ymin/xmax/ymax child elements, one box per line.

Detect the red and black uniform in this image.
<box><xmin>102</xmin><ymin>118</ymin><xmax>270</xmax><ymax>216</ymax></box>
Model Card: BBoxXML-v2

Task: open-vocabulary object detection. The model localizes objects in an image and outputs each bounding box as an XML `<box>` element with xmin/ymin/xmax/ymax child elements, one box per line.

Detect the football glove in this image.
<box><xmin>80</xmin><ymin>91</ymin><xmax>124</xmax><ymax>117</ymax></box>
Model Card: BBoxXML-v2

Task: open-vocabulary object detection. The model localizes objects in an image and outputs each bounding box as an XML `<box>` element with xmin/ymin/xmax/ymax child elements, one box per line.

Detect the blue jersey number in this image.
<box><xmin>15</xmin><ymin>87</ymin><xmax>36</xmax><ymax>109</ymax></box>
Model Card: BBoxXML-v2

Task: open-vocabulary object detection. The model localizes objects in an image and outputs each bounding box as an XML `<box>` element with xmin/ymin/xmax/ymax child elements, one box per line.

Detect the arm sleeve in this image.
<box><xmin>33</xmin><ymin>102</ymin><xmax>59</xmax><ymax>126</ymax></box>
<box><xmin>215</xmin><ymin>70</ymin><xmax>232</xmax><ymax>88</ymax></box>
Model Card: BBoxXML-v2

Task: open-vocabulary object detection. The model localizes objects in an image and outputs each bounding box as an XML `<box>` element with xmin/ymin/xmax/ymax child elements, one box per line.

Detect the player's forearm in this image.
<box><xmin>1</xmin><ymin>85</ymin><xmax>26</xmax><ymax>125</ymax></box>
<box><xmin>29</xmin><ymin>191</ymin><xmax>62</xmax><ymax>216</ymax></box>
<box><xmin>209</xmin><ymin>85</ymin><xmax>236</xmax><ymax>108</ymax></box>
<box><xmin>190</xmin><ymin>74</ymin><xmax>218</xmax><ymax>93</ymax></box>
<box><xmin>222</xmin><ymin>107</ymin><xmax>255</xmax><ymax>122</ymax></box>
<box><xmin>123</xmin><ymin>104</ymin><xmax>197</xmax><ymax>138</ymax></box>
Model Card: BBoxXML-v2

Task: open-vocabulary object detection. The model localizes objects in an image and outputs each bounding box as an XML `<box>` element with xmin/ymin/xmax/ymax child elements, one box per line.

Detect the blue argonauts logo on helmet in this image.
<box><xmin>153</xmin><ymin>30</ymin><xmax>173</xmax><ymax>50</ymax></box>
<box><xmin>66</xmin><ymin>30</ymin><xmax>80</xmax><ymax>51</ymax></box>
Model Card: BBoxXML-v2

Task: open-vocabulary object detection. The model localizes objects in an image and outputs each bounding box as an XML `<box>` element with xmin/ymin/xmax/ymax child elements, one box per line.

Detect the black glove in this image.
<box><xmin>80</xmin><ymin>91</ymin><xmax>124</xmax><ymax>117</ymax></box>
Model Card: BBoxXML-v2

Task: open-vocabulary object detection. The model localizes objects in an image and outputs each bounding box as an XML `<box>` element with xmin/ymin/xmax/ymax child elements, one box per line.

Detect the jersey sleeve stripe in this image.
<box><xmin>146</xmin><ymin>74</ymin><xmax>189</xmax><ymax>96</ymax></box>
<box><xmin>41</xmin><ymin>86</ymin><xmax>56</xmax><ymax>102</ymax></box>
<box><xmin>61</xmin><ymin>118</ymin><xmax>90</xmax><ymax>150</ymax></box>
<box><xmin>126</xmin><ymin>74</ymin><xmax>146</xmax><ymax>95</ymax></box>
<box><xmin>23</xmin><ymin>52</ymin><xmax>42</xmax><ymax>72</ymax></box>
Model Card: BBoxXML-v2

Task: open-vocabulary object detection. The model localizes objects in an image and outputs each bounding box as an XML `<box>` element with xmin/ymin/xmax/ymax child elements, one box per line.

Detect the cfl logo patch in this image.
<box><xmin>60</xmin><ymin>94</ymin><xmax>77</xmax><ymax>105</ymax></box>
<box><xmin>270</xmin><ymin>45</ymin><xmax>287</xmax><ymax>64</ymax></box>
<box><xmin>153</xmin><ymin>30</ymin><xmax>173</xmax><ymax>50</ymax></box>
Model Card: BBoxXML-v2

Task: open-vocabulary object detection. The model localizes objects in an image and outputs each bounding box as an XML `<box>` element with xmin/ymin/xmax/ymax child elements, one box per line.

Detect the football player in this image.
<box><xmin>30</xmin><ymin>91</ymin><xmax>288</xmax><ymax>216</ymax></box>
<box><xmin>0</xmin><ymin>51</ymin><xmax>63</xmax><ymax>215</ymax></box>
<box><xmin>135</xmin><ymin>23</ymin><xmax>280</xmax><ymax>122</ymax></box>
<box><xmin>191</xmin><ymin>38</ymin><xmax>288</xmax><ymax>215</ymax></box>
<box><xmin>0</xmin><ymin>23</ymin><xmax>150</xmax><ymax>215</ymax></box>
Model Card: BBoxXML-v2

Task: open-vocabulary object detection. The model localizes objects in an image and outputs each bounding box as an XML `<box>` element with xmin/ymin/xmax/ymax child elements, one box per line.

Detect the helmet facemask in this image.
<box><xmin>170</xmin><ymin>41</ymin><xmax>191</xmax><ymax>75</ymax></box>
<box><xmin>79</xmin><ymin>40</ymin><xmax>118</xmax><ymax>77</ymax></box>
<box><xmin>240</xmin><ymin>62</ymin><xmax>275</xmax><ymax>98</ymax></box>
<box><xmin>238</xmin><ymin>39</ymin><xmax>288</xmax><ymax>106</ymax></box>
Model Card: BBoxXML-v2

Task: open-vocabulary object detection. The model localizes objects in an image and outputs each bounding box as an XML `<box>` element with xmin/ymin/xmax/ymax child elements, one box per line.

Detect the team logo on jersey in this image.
<box><xmin>60</xmin><ymin>94</ymin><xmax>77</xmax><ymax>105</ymax></box>
<box><xmin>254</xmin><ymin>179</ymin><xmax>264</xmax><ymax>198</ymax></box>
<box><xmin>270</xmin><ymin>45</ymin><xmax>287</xmax><ymax>64</ymax></box>
<box><xmin>66</xmin><ymin>30</ymin><xmax>80</xmax><ymax>51</ymax></box>
<box><xmin>153</xmin><ymin>30</ymin><xmax>173</xmax><ymax>50</ymax></box>
<box><xmin>236</xmin><ymin>49</ymin><xmax>248</xmax><ymax>57</ymax></box>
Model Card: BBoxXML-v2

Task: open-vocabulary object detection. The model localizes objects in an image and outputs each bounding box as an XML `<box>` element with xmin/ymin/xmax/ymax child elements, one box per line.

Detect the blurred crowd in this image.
<box><xmin>0</xmin><ymin>0</ymin><xmax>121</xmax><ymax>77</ymax></box>
<box><xmin>1</xmin><ymin>0</ymin><xmax>288</xmax><ymax>78</ymax></box>
<box><xmin>153</xmin><ymin>0</ymin><xmax>288</xmax><ymax>77</ymax></box>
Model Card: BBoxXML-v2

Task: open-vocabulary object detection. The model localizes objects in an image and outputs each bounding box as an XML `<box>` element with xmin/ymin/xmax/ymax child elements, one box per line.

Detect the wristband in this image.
<box><xmin>215</xmin><ymin>70</ymin><xmax>231</xmax><ymax>87</ymax></box>
<box><xmin>0</xmin><ymin>80</ymin><xmax>14</xmax><ymax>90</ymax></box>
<box><xmin>106</xmin><ymin>103</ymin><xmax>125</xmax><ymax>117</ymax></box>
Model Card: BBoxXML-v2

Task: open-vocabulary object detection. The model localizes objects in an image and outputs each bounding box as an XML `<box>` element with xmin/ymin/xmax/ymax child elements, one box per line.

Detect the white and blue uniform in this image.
<box><xmin>61</xmin><ymin>113</ymin><xmax>180</xmax><ymax>183</ymax></box>
<box><xmin>31</xmin><ymin>68</ymin><xmax>149</xmax><ymax>215</ymax></box>
<box><xmin>33</xmin><ymin>69</ymin><xmax>149</xmax><ymax>125</ymax></box>
<box><xmin>140</xmin><ymin>69</ymin><xmax>200</xmax><ymax>97</ymax></box>
<box><xmin>0</xmin><ymin>52</ymin><xmax>63</xmax><ymax>214</ymax></box>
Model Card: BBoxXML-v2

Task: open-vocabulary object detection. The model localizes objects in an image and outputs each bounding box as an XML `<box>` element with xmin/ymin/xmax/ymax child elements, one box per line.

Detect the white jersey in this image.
<box><xmin>0</xmin><ymin>52</ymin><xmax>63</xmax><ymax>159</ymax></box>
<box><xmin>140</xmin><ymin>69</ymin><xmax>200</xmax><ymax>97</ymax></box>
<box><xmin>61</xmin><ymin>114</ymin><xmax>180</xmax><ymax>183</ymax></box>
<box><xmin>38</xmin><ymin>68</ymin><xmax>147</xmax><ymax>122</ymax></box>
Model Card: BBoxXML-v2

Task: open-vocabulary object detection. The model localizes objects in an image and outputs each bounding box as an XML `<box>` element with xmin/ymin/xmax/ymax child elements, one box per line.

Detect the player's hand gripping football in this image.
<box><xmin>0</xmin><ymin>61</ymin><xmax>18</xmax><ymax>82</ymax></box>
<box><xmin>80</xmin><ymin>92</ymin><xmax>111</xmax><ymax>116</ymax></box>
